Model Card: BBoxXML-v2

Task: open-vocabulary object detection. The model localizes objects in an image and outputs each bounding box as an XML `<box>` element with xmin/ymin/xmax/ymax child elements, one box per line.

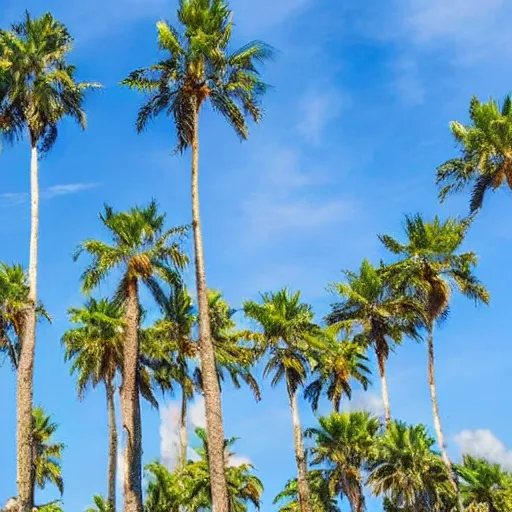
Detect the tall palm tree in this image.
<box><xmin>305</xmin><ymin>325</ymin><xmax>371</xmax><ymax>413</ymax></box>
<box><xmin>244</xmin><ymin>288</ymin><xmax>326</xmax><ymax>512</ymax></box>
<box><xmin>0</xmin><ymin>13</ymin><xmax>99</xmax><ymax>510</ymax></box>
<box><xmin>74</xmin><ymin>202</ymin><xmax>188</xmax><ymax>512</ymax></box>
<box><xmin>32</xmin><ymin>407</ymin><xmax>64</xmax><ymax>500</ymax></box>
<box><xmin>274</xmin><ymin>470</ymin><xmax>341</xmax><ymax>512</ymax></box>
<box><xmin>306</xmin><ymin>411</ymin><xmax>381</xmax><ymax>512</ymax></box>
<box><xmin>122</xmin><ymin>2</ymin><xmax>273</xmax><ymax>506</ymax></box>
<box><xmin>367</xmin><ymin>421</ymin><xmax>453</xmax><ymax>511</ymax></box>
<box><xmin>380</xmin><ymin>215</ymin><xmax>489</xmax><ymax>501</ymax></box>
<box><xmin>61</xmin><ymin>298</ymin><xmax>124</xmax><ymax>510</ymax></box>
<box><xmin>436</xmin><ymin>94</ymin><xmax>512</xmax><ymax>213</ymax></box>
<box><xmin>456</xmin><ymin>456</ymin><xmax>512</xmax><ymax>512</ymax></box>
<box><xmin>326</xmin><ymin>259</ymin><xmax>420</xmax><ymax>424</ymax></box>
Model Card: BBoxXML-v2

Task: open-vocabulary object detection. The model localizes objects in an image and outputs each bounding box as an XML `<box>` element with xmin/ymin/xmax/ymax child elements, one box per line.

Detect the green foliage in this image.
<box><xmin>274</xmin><ymin>470</ymin><xmax>341</xmax><ymax>512</ymax></box>
<box><xmin>0</xmin><ymin>11</ymin><xmax>100</xmax><ymax>150</ymax></box>
<box><xmin>33</xmin><ymin>407</ymin><xmax>64</xmax><ymax>495</ymax></box>
<box><xmin>84</xmin><ymin>495</ymin><xmax>113</xmax><ymax>512</ymax></box>
<box><xmin>122</xmin><ymin>0</ymin><xmax>274</xmax><ymax>151</ymax></box>
<box><xmin>367</xmin><ymin>421</ymin><xmax>454</xmax><ymax>511</ymax></box>
<box><xmin>436</xmin><ymin>94</ymin><xmax>512</xmax><ymax>212</ymax></box>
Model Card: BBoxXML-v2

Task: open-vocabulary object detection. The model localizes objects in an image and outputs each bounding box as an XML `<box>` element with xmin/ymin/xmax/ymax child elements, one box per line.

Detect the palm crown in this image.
<box><xmin>0</xmin><ymin>11</ymin><xmax>100</xmax><ymax>150</ymax></box>
<box><xmin>436</xmin><ymin>95</ymin><xmax>512</xmax><ymax>213</ymax></box>
<box><xmin>121</xmin><ymin>0</ymin><xmax>273</xmax><ymax>151</ymax></box>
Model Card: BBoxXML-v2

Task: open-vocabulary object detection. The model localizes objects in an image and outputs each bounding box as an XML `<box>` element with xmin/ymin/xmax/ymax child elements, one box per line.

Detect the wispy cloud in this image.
<box><xmin>391</xmin><ymin>57</ymin><xmax>425</xmax><ymax>106</ymax></box>
<box><xmin>344</xmin><ymin>391</ymin><xmax>385</xmax><ymax>417</ymax></box>
<box><xmin>454</xmin><ymin>429</ymin><xmax>512</xmax><ymax>470</ymax></box>
<box><xmin>0</xmin><ymin>182</ymin><xmax>98</xmax><ymax>207</ymax></box>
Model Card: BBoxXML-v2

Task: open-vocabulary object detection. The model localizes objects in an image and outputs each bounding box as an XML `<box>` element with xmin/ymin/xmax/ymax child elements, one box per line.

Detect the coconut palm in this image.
<box><xmin>456</xmin><ymin>456</ymin><xmax>512</xmax><ymax>512</ymax></box>
<box><xmin>244</xmin><ymin>289</ymin><xmax>326</xmax><ymax>512</ymax></box>
<box><xmin>305</xmin><ymin>325</ymin><xmax>371</xmax><ymax>413</ymax></box>
<box><xmin>380</xmin><ymin>215</ymin><xmax>489</xmax><ymax>500</ymax></box>
<box><xmin>0</xmin><ymin>15</ymin><xmax>99</xmax><ymax>509</ymax></box>
<box><xmin>144</xmin><ymin>462</ymin><xmax>185</xmax><ymax>512</ymax></box>
<box><xmin>122</xmin><ymin>2</ymin><xmax>273</xmax><ymax>506</ymax></box>
<box><xmin>306</xmin><ymin>411</ymin><xmax>381</xmax><ymax>512</ymax></box>
<box><xmin>32</xmin><ymin>407</ymin><xmax>64</xmax><ymax>500</ymax></box>
<box><xmin>74</xmin><ymin>202</ymin><xmax>188</xmax><ymax>512</ymax></box>
<box><xmin>274</xmin><ymin>470</ymin><xmax>341</xmax><ymax>512</ymax></box>
<box><xmin>326</xmin><ymin>259</ymin><xmax>420</xmax><ymax>424</ymax></box>
<box><xmin>367</xmin><ymin>421</ymin><xmax>453</xmax><ymax>511</ymax></box>
<box><xmin>61</xmin><ymin>298</ymin><xmax>124</xmax><ymax>510</ymax></box>
<box><xmin>85</xmin><ymin>495</ymin><xmax>113</xmax><ymax>512</ymax></box>
<box><xmin>436</xmin><ymin>95</ymin><xmax>512</xmax><ymax>213</ymax></box>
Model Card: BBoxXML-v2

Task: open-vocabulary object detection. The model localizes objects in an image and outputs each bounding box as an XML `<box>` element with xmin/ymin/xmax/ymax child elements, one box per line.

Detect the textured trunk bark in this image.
<box><xmin>354</xmin><ymin>484</ymin><xmax>365</xmax><ymax>512</ymax></box>
<box><xmin>106</xmin><ymin>381</ymin><xmax>117</xmax><ymax>511</ymax></box>
<box><xmin>17</xmin><ymin>142</ymin><xmax>39</xmax><ymax>512</ymax></box>
<box><xmin>191</xmin><ymin>104</ymin><xmax>229</xmax><ymax>511</ymax></box>
<box><xmin>179</xmin><ymin>385</ymin><xmax>188</xmax><ymax>471</ymax></box>
<box><xmin>121</xmin><ymin>279</ymin><xmax>143</xmax><ymax>512</ymax></box>
<box><xmin>287</xmin><ymin>379</ymin><xmax>311</xmax><ymax>512</ymax></box>
<box><xmin>427</xmin><ymin>323</ymin><xmax>463</xmax><ymax>512</ymax></box>
<box><xmin>376</xmin><ymin>349</ymin><xmax>391</xmax><ymax>425</ymax></box>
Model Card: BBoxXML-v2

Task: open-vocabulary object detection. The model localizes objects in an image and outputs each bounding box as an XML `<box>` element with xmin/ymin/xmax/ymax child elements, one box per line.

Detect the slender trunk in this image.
<box><xmin>352</xmin><ymin>483</ymin><xmax>365</xmax><ymax>512</ymax></box>
<box><xmin>287</xmin><ymin>378</ymin><xmax>311</xmax><ymax>512</ymax></box>
<box><xmin>121</xmin><ymin>279</ymin><xmax>143</xmax><ymax>512</ymax></box>
<box><xmin>427</xmin><ymin>323</ymin><xmax>463</xmax><ymax>512</ymax></box>
<box><xmin>17</xmin><ymin>142</ymin><xmax>39</xmax><ymax>512</ymax></box>
<box><xmin>179</xmin><ymin>384</ymin><xmax>188</xmax><ymax>471</ymax></box>
<box><xmin>106</xmin><ymin>381</ymin><xmax>118</xmax><ymax>511</ymax></box>
<box><xmin>191</xmin><ymin>103</ymin><xmax>229</xmax><ymax>511</ymax></box>
<box><xmin>376</xmin><ymin>349</ymin><xmax>391</xmax><ymax>425</ymax></box>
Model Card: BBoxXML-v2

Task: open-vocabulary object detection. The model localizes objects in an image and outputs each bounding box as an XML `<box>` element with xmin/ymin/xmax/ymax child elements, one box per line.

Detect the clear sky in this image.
<box><xmin>2</xmin><ymin>0</ymin><xmax>512</xmax><ymax>510</ymax></box>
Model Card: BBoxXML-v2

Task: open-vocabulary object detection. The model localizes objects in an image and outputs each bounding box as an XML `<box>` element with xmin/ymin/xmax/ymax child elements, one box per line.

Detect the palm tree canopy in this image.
<box><xmin>243</xmin><ymin>288</ymin><xmax>325</xmax><ymax>394</ymax></box>
<box><xmin>121</xmin><ymin>0</ymin><xmax>274</xmax><ymax>152</ymax></box>
<box><xmin>0</xmin><ymin>11</ymin><xmax>100</xmax><ymax>150</ymax></box>
<box><xmin>326</xmin><ymin>259</ymin><xmax>421</xmax><ymax>361</ymax></box>
<box><xmin>379</xmin><ymin>214</ymin><xmax>489</xmax><ymax>324</ymax></box>
<box><xmin>304</xmin><ymin>325</ymin><xmax>371</xmax><ymax>412</ymax></box>
<box><xmin>367</xmin><ymin>421</ymin><xmax>453</xmax><ymax>511</ymax></box>
<box><xmin>74</xmin><ymin>201</ymin><xmax>188</xmax><ymax>299</ymax></box>
<box><xmin>84</xmin><ymin>495</ymin><xmax>114</xmax><ymax>512</ymax></box>
<box><xmin>33</xmin><ymin>407</ymin><xmax>65</xmax><ymax>495</ymax></box>
<box><xmin>436</xmin><ymin>95</ymin><xmax>512</xmax><ymax>213</ymax></box>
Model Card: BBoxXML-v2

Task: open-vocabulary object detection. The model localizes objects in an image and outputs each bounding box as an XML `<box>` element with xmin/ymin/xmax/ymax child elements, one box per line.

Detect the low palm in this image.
<box><xmin>306</xmin><ymin>411</ymin><xmax>381</xmax><ymax>512</ymax></box>
<box><xmin>74</xmin><ymin>201</ymin><xmax>187</xmax><ymax>512</ymax></box>
<box><xmin>244</xmin><ymin>288</ymin><xmax>327</xmax><ymax>512</ymax></box>
<box><xmin>305</xmin><ymin>325</ymin><xmax>371</xmax><ymax>413</ymax></box>
<box><xmin>33</xmin><ymin>407</ymin><xmax>64</xmax><ymax>498</ymax></box>
<box><xmin>326</xmin><ymin>259</ymin><xmax>420</xmax><ymax>424</ymax></box>
<box><xmin>367</xmin><ymin>421</ymin><xmax>453</xmax><ymax>511</ymax></box>
<box><xmin>436</xmin><ymin>95</ymin><xmax>512</xmax><ymax>213</ymax></box>
<box><xmin>380</xmin><ymin>214</ymin><xmax>489</xmax><ymax>500</ymax></box>
<box><xmin>85</xmin><ymin>495</ymin><xmax>114</xmax><ymax>512</ymax></box>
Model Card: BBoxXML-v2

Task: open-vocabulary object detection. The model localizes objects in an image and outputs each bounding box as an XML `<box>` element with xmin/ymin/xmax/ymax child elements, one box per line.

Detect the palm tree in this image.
<box><xmin>144</xmin><ymin>462</ymin><xmax>185</xmax><ymax>512</ymax></box>
<box><xmin>456</xmin><ymin>456</ymin><xmax>512</xmax><ymax>512</ymax></box>
<box><xmin>305</xmin><ymin>325</ymin><xmax>371</xmax><ymax>413</ymax></box>
<box><xmin>274</xmin><ymin>470</ymin><xmax>341</xmax><ymax>512</ymax></box>
<box><xmin>244</xmin><ymin>288</ymin><xmax>327</xmax><ymax>512</ymax></box>
<box><xmin>61</xmin><ymin>298</ymin><xmax>124</xmax><ymax>510</ymax></box>
<box><xmin>85</xmin><ymin>495</ymin><xmax>113</xmax><ymax>512</ymax></box>
<box><xmin>306</xmin><ymin>411</ymin><xmax>381</xmax><ymax>512</ymax></box>
<box><xmin>32</xmin><ymin>407</ymin><xmax>64</xmax><ymax>501</ymax></box>
<box><xmin>74</xmin><ymin>202</ymin><xmax>188</xmax><ymax>512</ymax></box>
<box><xmin>0</xmin><ymin>13</ymin><xmax>99</xmax><ymax>509</ymax></box>
<box><xmin>326</xmin><ymin>259</ymin><xmax>420</xmax><ymax>424</ymax></box>
<box><xmin>436</xmin><ymin>95</ymin><xmax>512</xmax><ymax>213</ymax></box>
<box><xmin>122</xmin><ymin>2</ymin><xmax>273</xmax><ymax>506</ymax></box>
<box><xmin>380</xmin><ymin>215</ymin><xmax>489</xmax><ymax>500</ymax></box>
<box><xmin>367</xmin><ymin>421</ymin><xmax>453</xmax><ymax>511</ymax></box>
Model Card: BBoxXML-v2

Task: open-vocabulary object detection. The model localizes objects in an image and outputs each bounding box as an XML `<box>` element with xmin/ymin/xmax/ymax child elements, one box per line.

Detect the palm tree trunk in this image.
<box><xmin>353</xmin><ymin>483</ymin><xmax>365</xmax><ymax>512</ymax></box>
<box><xmin>17</xmin><ymin>141</ymin><xmax>39</xmax><ymax>512</ymax></box>
<box><xmin>286</xmin><ymin>378</ymin><xmax>311</xmax><ymax>512</ymax></box>
<box><xmin>106</xmin><ymin>381</ymin><xmax>117</xmax><ymax>511</ymax></box>
<box><xmin>427</xmin><ymin>323</ymin><xmax>463</xmax><ymax>512</ymax></box>
<box><xmin>179</xmin><ymin>384</ymin><xmax>188</xmax><ymax>471</ymax></box>
<box><xmin>191</xmin><ymin>102</ymin><xmax>229</xmax><ymax>511</ymax></box>
<box><xmin>376</xmin><ymin>349</ymin><xmax>391</xmax><ymax>424</ymax></box>
<box><xmin>121</xmin><ymin>278</ymin><xmax>143</xmax><ymax>512</ymax></box>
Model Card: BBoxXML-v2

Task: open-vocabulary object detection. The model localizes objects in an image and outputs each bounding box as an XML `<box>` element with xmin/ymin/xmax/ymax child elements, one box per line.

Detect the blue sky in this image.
<box><xmin>2</xmin><ymin>0</ymin><xmax>512</xmax><ymax>510</ymax></box>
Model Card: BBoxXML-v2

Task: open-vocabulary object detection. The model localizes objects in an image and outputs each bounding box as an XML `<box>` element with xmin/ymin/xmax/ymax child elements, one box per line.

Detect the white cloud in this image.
<box><xmin>344</xmin><ymin>391</ymin><xmax>385</xmax><ymax>417</ymax></box>
<box><xmin>392</xmin><ymin>57</ymin><xmax>425</xmax><ymax>107</ymax></box>
<box><xmin>298</xmin><ymin>89</ymin><xmax>346</xmax><ymax>144</ymax></box>
<box><xmin>189</xmin><ymin>397</ymin><xmax>207</xmax><ymax>429</ymax></box>
<box><xmin>117</xmin><ymin>448</ymin><xmax>124</xmax><ymax>489</ymax></box>
<box><xmin>228</xmin><ymin>454</ymin><xmax>252</xmax><ymax>467</ymax></box>
<box><xmin>0</xmin><ymin>192</ymin><xmax>27</xmax><ymax>207</ymax></box>
<box><xmin>159</xmin><ymin>402</ymin><xmax>181</xmax><ymax>470</ymax></box>
<box><xmin>454</xmin><ymin>429</ymin><xmax>512</xmax><ymax>470</ymax></box>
